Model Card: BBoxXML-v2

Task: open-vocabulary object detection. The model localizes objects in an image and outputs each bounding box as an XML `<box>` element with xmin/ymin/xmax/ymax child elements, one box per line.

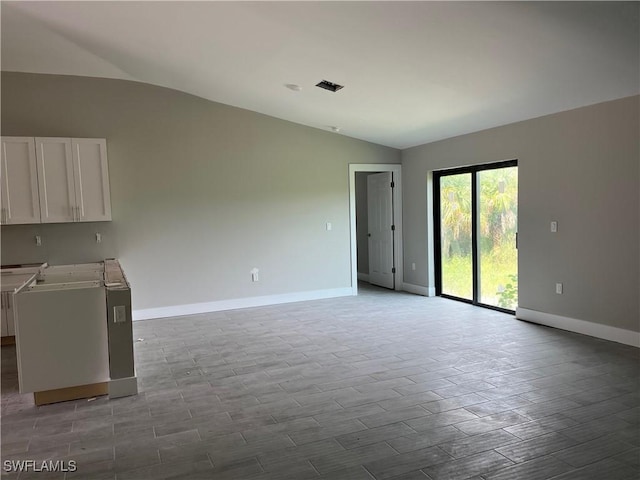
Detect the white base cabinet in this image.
<box><xmin>15</xmin><ymin>285</ymin><xmax>109</xmax><ymax>393</ymax></box>
<box><xmin>2</xmin><ymin>268</ymin><xmax>44</xmax><ymax>339</ymax></box>
<box><xmin>8</xmin><ymin>262</ymin><xmax>136</xmax><ymax>400</ymax></box>
<box><xmin>1</xmin><ymin>293</ymin><xmax>15</xmax><ymax>337</ymax></box>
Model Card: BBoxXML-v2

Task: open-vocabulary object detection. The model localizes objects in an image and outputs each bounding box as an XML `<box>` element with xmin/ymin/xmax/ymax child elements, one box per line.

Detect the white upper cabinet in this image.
<box><xmin>0</xmin><ymin>137</ymin><xmax>41</xmax><ymax>224</ymax></box>
<box><xmin>72</xmin><ymin>139</ymin><xmax>112</xmax><ymax>222</ymax></box>
<box><xmin>35</xmin><ymin>137</ymin><xmax>76</xmax><ymax>223</ymax></box>
<box><xmin>35</xmin><ymin>137</ymin><xmax>112</xmax><ymax>223</ymax></box>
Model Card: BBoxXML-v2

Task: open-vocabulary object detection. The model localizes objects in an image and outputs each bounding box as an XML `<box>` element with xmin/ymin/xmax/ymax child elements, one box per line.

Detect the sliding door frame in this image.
<box><xmin>433</xmin><ymin>159</ymin><xmax>518</xmax><ymax>314</ymax></box>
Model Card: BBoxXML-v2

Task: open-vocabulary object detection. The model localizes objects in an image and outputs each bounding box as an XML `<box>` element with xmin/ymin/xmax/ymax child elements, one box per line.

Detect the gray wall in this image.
<box><xmin>1</xmin><ymin>72</ymin><xmax>400</xmax><ymax>310</ymax></box>
<box><xmin>402</xmin><ymin>95</ymin><xmax>640</xmax><ymax>333</ymax></box>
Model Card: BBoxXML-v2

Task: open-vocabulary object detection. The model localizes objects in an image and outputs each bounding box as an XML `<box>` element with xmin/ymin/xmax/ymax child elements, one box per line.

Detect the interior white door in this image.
<box><xmin>367</xmin><ymin>172</ymin><xmax>395</xmax><ymax>289</ymax></box>
<box><xmin>1</xmin><ymin>137</ymin><xmax>41</xmax><ymax>224</ymax></box>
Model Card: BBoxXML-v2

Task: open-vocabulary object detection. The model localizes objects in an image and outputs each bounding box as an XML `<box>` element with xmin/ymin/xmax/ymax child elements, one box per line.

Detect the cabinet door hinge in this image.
<box><xmin>391</xmin><ymin>225</ymin><xmax>396</xmax><ymax>231</ymax></box>
<box><xmin>390</xmin><ymin>181</ymin><xmax>395</xmax><ymax>188</ymax></box>
<box><xmin>392</xmin><ymin>267</ymin><xmax>396</xmax><ymax>274</ymax></box>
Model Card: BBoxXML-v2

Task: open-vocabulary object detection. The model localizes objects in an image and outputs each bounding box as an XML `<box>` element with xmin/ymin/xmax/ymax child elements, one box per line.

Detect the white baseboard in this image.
<box><xmin>357</xmin><ymin>272</ymin><xmax>370</xmax><ymax>282</ymax></box>
<box><xmin>133</xmin><ymin>287</ymin><xmax>354</xmax><ymax>321</ymax></box>
<box><xmin>403</xmin><ymin>283</ymin><xmax>436</xmax><ymax>297</ymax></box>
<box><xmin>516</xmin><ymin>307</ymin><xmax>640</xmax><ymax>348</ymax></box>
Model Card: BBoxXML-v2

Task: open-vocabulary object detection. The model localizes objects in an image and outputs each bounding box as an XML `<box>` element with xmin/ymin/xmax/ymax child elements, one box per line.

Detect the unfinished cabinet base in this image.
<box><xmin>108</xmin><ymin>376</ymin><xmax>138</xmax><ymax>399</ymax></box>
<box><xmin>34</xmin><ymin>382</ymin><xmax>108</xmax><ymax>406</ymax></box>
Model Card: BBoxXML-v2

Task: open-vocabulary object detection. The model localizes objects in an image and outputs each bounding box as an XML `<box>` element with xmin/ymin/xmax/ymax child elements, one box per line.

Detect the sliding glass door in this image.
<box><xmin>434</xmin><ymin>161</ymin><xmax>518</xmax><ymax>312</ymax></box>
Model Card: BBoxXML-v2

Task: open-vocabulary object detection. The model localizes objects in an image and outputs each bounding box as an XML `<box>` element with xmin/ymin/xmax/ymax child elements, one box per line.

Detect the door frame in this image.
<box><xmin>349</xmin><ymin>164</ymin><xmax>403</xmax><ymax>295</ymax></box>
<box><xmin>433</xmin><ymin>159</ymin><xmax>518</xmax><ymax>313</ymax></box>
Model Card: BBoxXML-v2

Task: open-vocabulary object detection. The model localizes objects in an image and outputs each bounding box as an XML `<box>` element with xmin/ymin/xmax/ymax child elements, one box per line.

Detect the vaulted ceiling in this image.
<box><xmin>2</xmin><ymin>1</ymin><xmax>638</xmax><ymax>148</ymax></box>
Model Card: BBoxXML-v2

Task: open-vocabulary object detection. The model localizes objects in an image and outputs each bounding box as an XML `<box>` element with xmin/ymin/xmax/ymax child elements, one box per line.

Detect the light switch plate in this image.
<box><xmin>551</xmin><ymin>221</ymin><xmax>558</xmax><ymax>233</ymax></box>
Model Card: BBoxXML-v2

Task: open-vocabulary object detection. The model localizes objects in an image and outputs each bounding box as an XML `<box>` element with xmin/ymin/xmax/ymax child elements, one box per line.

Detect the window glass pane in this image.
<box><xmin>478</xmin><ymin>167</ymin><xmax>518</xmax><ymax>309</ymax></box>
<box><xmin>440</xmin><ymin>173</ymin><xmax>473</xmax><ymax>300</ymax></box>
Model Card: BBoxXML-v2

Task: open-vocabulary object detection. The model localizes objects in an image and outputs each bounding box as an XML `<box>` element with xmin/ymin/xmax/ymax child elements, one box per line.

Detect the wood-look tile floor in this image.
<box><xmin>1</xmin><ymin>283</ymin><xmax>639</xmax><ymax>479</ymax></box>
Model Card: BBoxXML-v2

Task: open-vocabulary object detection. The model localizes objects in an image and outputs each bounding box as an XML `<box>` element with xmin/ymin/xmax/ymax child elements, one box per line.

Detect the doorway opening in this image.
<box><xmin>349</xmin><ymin>164</ymin><xmax>403</xmax><ymax>295</ymax></box>
<box><xmin>433</xmin><ymin>160</ymin><xmax>518</xmax><ymax>313</ymax></box>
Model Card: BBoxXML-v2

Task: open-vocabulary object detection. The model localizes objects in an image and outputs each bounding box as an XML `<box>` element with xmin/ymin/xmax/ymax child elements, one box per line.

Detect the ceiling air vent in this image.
<box><xmin>316</xmin><ymin>80</ymin><xmax>344</xmax><ymax>92</ymax></box>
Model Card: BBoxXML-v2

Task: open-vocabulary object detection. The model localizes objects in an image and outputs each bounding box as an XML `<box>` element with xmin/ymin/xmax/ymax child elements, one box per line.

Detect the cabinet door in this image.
<box><xmin>0</xmin><ymin>137</ymin><xmax>41</xmax><ymax>224</ymax></box>
<box><xmin>6</xmin><ymin>294</ymin><xmax>15</xmax><ymax>336</ymax></box>
<box><xmin>15</xmin><ymin>287</ymin><xmax>109</xmax><ymax>394</ymax></box>
<box><xmin>1</xmin><ymin>294</ymin><xmax>8</xmax><ymax>337</ymax></box>
<box><xmin>72</xmin><ymin>139</ymin><xmax>112</xmax><ymax>222</ymax></box>
<box><xmin>35</xmin><ymin>138</ymin><xmax>76</xmax><ymax>223</ymax></box>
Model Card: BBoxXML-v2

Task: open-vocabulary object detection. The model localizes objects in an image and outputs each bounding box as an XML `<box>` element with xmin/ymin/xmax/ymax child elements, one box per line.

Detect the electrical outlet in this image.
<box><xmin>250</xmin><ymin>268</ymin><xmax>259</xmax><ymax>282</ymax></box>
<box><xmin>556</xmin><ymin>283</ymin><xmax>563</xmax><ymax>294</ymax></box>
<box><xmin>551</xmin><ymin>221</ymin><xmax>558</xmax><ymax>233</ymax></box>
<box><xmin>412</xmin><ymin>263</ymin><xmax>416</xmax><ymax>271</ymax></box>
<box><xmin>114</xmin><ymin>305</ymin><xmax>127</xmax><ymax>323</ymax></box>
<box><xmin>35</xmin><ymin>235</ymin><xmax>42</xmax><ymax>246</ymax></box>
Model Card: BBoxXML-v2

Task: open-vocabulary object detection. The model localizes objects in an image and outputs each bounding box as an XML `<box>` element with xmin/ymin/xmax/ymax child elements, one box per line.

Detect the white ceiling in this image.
<box><xmin>2</xmin><ymin>1</ymin><xmax>638</xmax><ymax>149</ymax></box>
